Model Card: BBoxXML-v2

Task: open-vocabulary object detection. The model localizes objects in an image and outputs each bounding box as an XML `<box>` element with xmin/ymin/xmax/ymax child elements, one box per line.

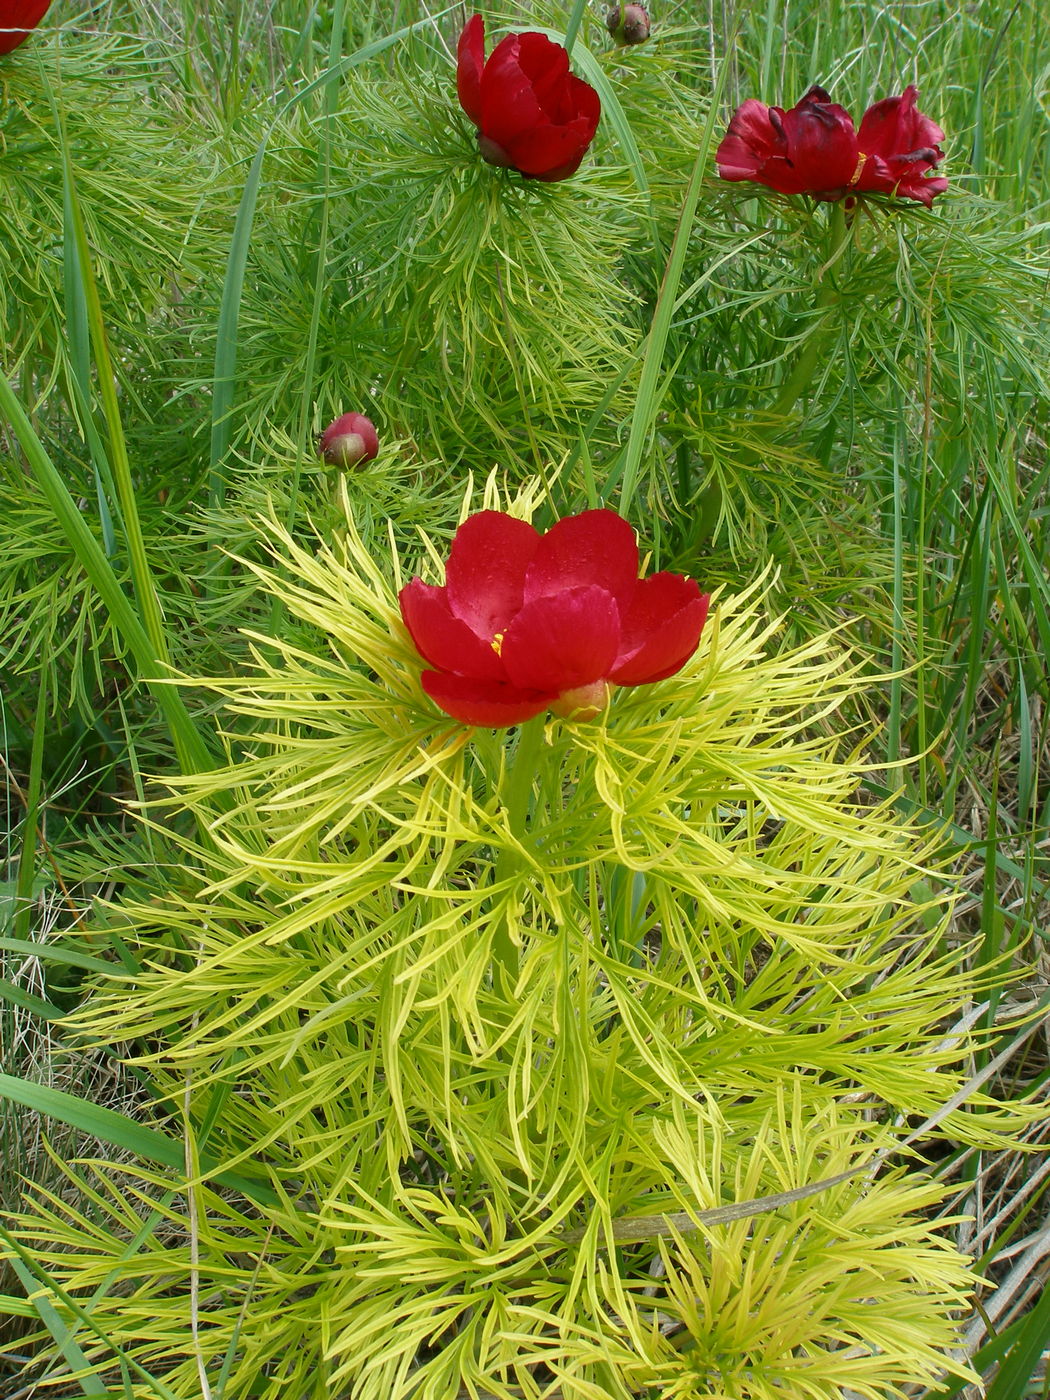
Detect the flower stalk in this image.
<box><xmin>771</xmin><ymin>201</ymin><xmax>850</xmax><ymax>419</ymax></box>
<box><xmin>490</xmin><ymin>716</ymin><xmax>547</xmax><ymax>987</ymax></box>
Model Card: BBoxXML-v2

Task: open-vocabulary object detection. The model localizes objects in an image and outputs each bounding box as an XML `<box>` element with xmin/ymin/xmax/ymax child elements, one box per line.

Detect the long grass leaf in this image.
<box><xmin>0</xmin><ymin>1221</ymin><xmax>169</xmax><ymax>1398</ymax></box>
<box><xmin>12</xmin><ymin>670</ymin><xmax>47</xmax><ymax>944</ymax></box>
<box><xmin>0</xmin><ymin>374</ymin><xmax>214</xmax><ymax>780</ymax></box>
<box><xmin>0</xmin><ymin>978</ymin><xmax>64</xmax><ymax>1019</ymax></box>
<box><xmin>0</xmin><ymin>937</ymin><xmax>112</xmax><ymax>974</ymax></box>
<box><xmin>0</xmin><ymin>1229</ymin><xmax>110</xmax><ymax>1396</ymax></box>
<box><xmin>0</xmin><ymin>1073</ymin><xmax>277</xmax><ymax>1207</ymax></box>
<box><xmin>59</xmin><ymin>146</ymin><xmax>169</xmax><ymax>668</ymax></box>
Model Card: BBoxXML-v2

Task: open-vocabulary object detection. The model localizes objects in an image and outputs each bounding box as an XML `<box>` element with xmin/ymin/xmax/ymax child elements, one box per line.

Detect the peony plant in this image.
<box><xmin>2</xmin><ymin>3</ymin><xmax>1043</xmax><ymax>1396</ymax></box>
<box><xmin>9</xmin><ymin>483</ymin><xmax>1010</xmax><ymax>1400</ymax></box>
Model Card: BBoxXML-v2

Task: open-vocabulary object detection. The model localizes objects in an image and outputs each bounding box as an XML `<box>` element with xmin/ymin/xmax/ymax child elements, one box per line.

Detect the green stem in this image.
<box><xmin>490</xmin><ymin>717</ymin><xmax>546</xmax><ymax>988</ymax></box>
<box><xmin>617</xmin><ymin>58</ymin><xmax>732</xmax><ymax>513</ymax></box>
<box><xmin>691</xmin><ymin>472</ymin><xmax>724</xmax><ymax>547</ymax></box>
<box><xmin>771</xmin><ymin>202</ymin><xmax>850</xmax><ymax>419</ymax></box>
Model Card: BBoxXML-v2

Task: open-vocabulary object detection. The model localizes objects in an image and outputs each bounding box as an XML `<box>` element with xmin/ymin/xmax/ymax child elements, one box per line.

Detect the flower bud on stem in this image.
<box><xmin>606</xmin><ymin>4</ymin><xmax>651</xmax><ymax>44</ymax></box>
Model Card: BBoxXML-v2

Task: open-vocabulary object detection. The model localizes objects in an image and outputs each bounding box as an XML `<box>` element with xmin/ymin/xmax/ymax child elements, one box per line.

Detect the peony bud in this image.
<box><xmin>606</xmin><ymin>4</ymin><xmax>650</xmax><ymax>44</ymax></box>
<box><xmin>319</xmin><ymin>413</ymin><xmax>379</xmax><ymax>468</ymax></box>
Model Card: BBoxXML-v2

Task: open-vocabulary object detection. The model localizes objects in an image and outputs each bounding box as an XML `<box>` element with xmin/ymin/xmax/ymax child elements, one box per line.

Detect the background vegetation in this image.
<box><xmin>1</xmin><ymin>0</ymin><xmax>1047</xmax><ymax>1395</ymax></box>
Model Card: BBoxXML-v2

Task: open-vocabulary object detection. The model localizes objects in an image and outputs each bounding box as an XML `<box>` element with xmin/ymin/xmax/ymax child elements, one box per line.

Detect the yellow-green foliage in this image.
<box><xmin>11</xmin><ymin>480</ymin><xmax>997</xmax><ymax>1398</ymax></box>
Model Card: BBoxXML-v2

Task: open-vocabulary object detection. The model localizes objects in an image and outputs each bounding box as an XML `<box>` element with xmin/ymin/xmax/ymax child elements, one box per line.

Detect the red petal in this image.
<box><xmin>513</xmin><ymin>31</ymin><xmax>572</xmax><ymax>119</ymax></box>
<box><xmin>421</xmin><ymin>671</ymin><xmax>552</xmax><ymax>728</ymax></box>
<box><xmin>716</xmin><ymin>100</ymin><xmax>785</xmax><ymax>181</ymax></box>
<box><xmin>444</xmin><ymin>511</ymin><xmax>541</xmax><ymax>639</ymax></box>
<box><xmin>779</xmin><ymin>91</ymin><xmax>858</xmax><ymax>194</ymax></box>
<box><xmin>719</xmin><ymin>90</ymin><xmax>858</xmax><ymax>196</ymax></box>
<box><xmin>0</xmin><ymin>0</ymin><xmax>50</xmax><ymax>53</ymax></box>
<box><xmin>399</xmin><ymin>578</ymin><xmax>507</xmax><ymax>682</ymax></box>
<box><xmin>500</xmin><ymin>586</ymin><xmax>621</xmax><ymax>692</ymax></box>
<box><xmin>480</xmin><ymin>34</ymin><xmax>545</xmax><ymax>151</ymax></box>
<box><xmin>854</xmin><ymin>150</ymin><xmax>947</xmax><ymax>206</ymax></box>
<box><xmin>892</xmin><ymin>172</ymin><xmax>949</xmax><ymax>206</ymax></box>
<box><xmin>456</xmin><ymin>14</ymin><xmax>486</xmax><ymax>126</ymax></box>
<box><xmin>610</xmin><ymin>576</ymin><xmax>709</xmax><ymax>686</ymax></box>
<box><xmin>523</xmin><ymin>509</ymin><xmax>638</xmax><ymax>606</ymax></box>
<box><xmin>474</xmin><ymin>31</ymin><xmax>598</xmax><ymax>178</ymax></box>
<box><xmin>857</xmin><ymin>86</ymin><xmax>945</xmax><ymax>161</ymax></box>
<box><xmin>507</xmin><ymin>109</ymin><xmax>598</xmax><ymax>178</ymax></box>
<box><xmin>529</xmin><ymin>148</ymin><xmax>589</xmax><ymax>182</ymax></box>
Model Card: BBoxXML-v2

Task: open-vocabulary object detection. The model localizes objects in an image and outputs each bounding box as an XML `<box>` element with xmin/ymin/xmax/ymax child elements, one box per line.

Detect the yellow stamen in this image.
<box><xmin>848</xmin><ymin>152</ymin><xmax>869</xmax><ymax>188</ymax></box>
<box><xmin>491</xmin><ymin>631</ymin><xmax>504</xmax><ymax>657</ymax></box>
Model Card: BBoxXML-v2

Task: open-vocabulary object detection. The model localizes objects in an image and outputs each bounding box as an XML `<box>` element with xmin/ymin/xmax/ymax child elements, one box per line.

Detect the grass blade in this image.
<box><xmin>0</xmin><ymin>1074</ymin><xmax>278</xmax><ymax>1207</ymax></box>
<box><xmin>0</xmin><ymin>373</ymin><xmax>215</xmax><ymax>780</ymax></box>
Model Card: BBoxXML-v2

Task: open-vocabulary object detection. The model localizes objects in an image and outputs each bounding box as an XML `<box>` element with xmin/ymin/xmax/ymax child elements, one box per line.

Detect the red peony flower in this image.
<box><xmin>0</xmin><ymin>0</ymin><xmax>51</xmax><ymax>54</ymax></box>
<box><xmin>716</xmin><ymin>84</ymin><xmax>947</xmax><ymax>207</ymax></box>
<box><xmin>319</xmin><ymin>413</ymin><xmax>379</xmax><ymax>468</ymax></box>
<box><xmin>399</xmin><ymin>509</ymin><xmax>710</xmax><ymax>727</ymax></box>
<box><xmin>456</xmin><ymin>14</ymin><xmax>601</xmax><ymax>183</ymax></box>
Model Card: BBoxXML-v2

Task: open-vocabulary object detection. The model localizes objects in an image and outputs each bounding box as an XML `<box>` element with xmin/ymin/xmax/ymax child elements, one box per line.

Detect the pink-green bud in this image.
<box><xmin>319</xmin><ymin>413</ymin><xmax>379</xmax><ymax>468</ymax></box>
<box><xmin>606</xmin><ymin>4</ymin><xmax>650</xmax><ymax>43</ymax></box>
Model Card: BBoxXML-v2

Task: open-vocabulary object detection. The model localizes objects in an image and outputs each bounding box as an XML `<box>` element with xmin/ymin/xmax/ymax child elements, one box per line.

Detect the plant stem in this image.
<box><xmin>490</xmin><ymin>717</ymin><xmax>546</xmax><ymax>988</ymax></box>
<box><xmin>771</xmin><ymin>202</ymin><xmax>850</xmax><ymax>419</ymax></box>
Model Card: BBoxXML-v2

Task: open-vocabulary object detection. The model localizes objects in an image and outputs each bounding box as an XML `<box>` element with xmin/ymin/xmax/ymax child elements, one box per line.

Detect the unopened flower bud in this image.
<box><xmin>319</xmin><ymin>413</ymin><xmax>379</xmax><ymax>468</ymax></box>
<box><xmin>606</xmin><ymin>4</ymin><xmax>650</xmax><ymax>44</ymax></box>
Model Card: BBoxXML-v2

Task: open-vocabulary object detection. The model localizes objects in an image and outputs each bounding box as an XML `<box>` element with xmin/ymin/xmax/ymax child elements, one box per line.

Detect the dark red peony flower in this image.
<box><xmin>716</xmin><ymin>84</ymin><xmax>947</xmax><ymax>206</ymax></box>
<box><xmin>319</xmin><ymin>413</ymin><xmax>379</xmax><ymax>468</ymax></box>
<box><xmin>456</xmin><ymin>14</ymin><xmax>601</xmax><ymax>183</ymax></box>
<box><xmin>399</xmin><ymin>509</ymin><xmax>710</xmax><ymax>727</ymax></box>
<box><xmin>0</xmin><ymin>0</ymin><xmax>51</xmax><ymax>54</ymax></box>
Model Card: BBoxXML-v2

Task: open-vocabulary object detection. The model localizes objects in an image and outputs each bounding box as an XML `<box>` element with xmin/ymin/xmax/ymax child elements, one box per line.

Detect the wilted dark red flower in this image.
<box><xmin>399</xmin><ymin>509</ymin><xmax>710</xmax><ymax>727</ymax></box>
<box><xmin>456</xmin><ymin>14</ymin><xmax>601</xmax><ymax>183</ymax></box>
<box><xmin>319</xmin><ymin>413</ymin><xmax>379</xmax><ymax>468</ymax></box>
<box><xmin>0</xmin><ymin>0</ymin><xmax>51</xmax><ymax>54</ymax></box>
<box><xmin>716</xmin><ymin>84</ymin><xmax>947</xmax><ymax>207</ymax></box>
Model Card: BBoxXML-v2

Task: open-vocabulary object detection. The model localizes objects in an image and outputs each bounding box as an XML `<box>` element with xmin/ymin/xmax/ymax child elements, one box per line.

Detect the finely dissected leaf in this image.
<box><xmin>208</xmin><ymin>9</ymin><xmax>457</xmax><ymax>508</ymax></box>
<box><xmin>16</xmin><ymin>484</ymin><xmax>1018</xmax><ymax>1399</ymax></box>
<box><xmin>3</xmin><ymin>1</ymin><xmax>1047</xmax><ymax>1394</ymax></box>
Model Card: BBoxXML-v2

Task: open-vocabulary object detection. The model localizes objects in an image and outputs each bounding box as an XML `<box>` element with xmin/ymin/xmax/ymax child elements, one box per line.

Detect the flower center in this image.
<box><xmin>490</xmin><ymin>631</ymin><xmax>504</xmax><ymax>657</ymax></box>
<box><xmin>848</xmin><ymin>152</ymin><xmax>869</xmax><ymax>188</ymax></box>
